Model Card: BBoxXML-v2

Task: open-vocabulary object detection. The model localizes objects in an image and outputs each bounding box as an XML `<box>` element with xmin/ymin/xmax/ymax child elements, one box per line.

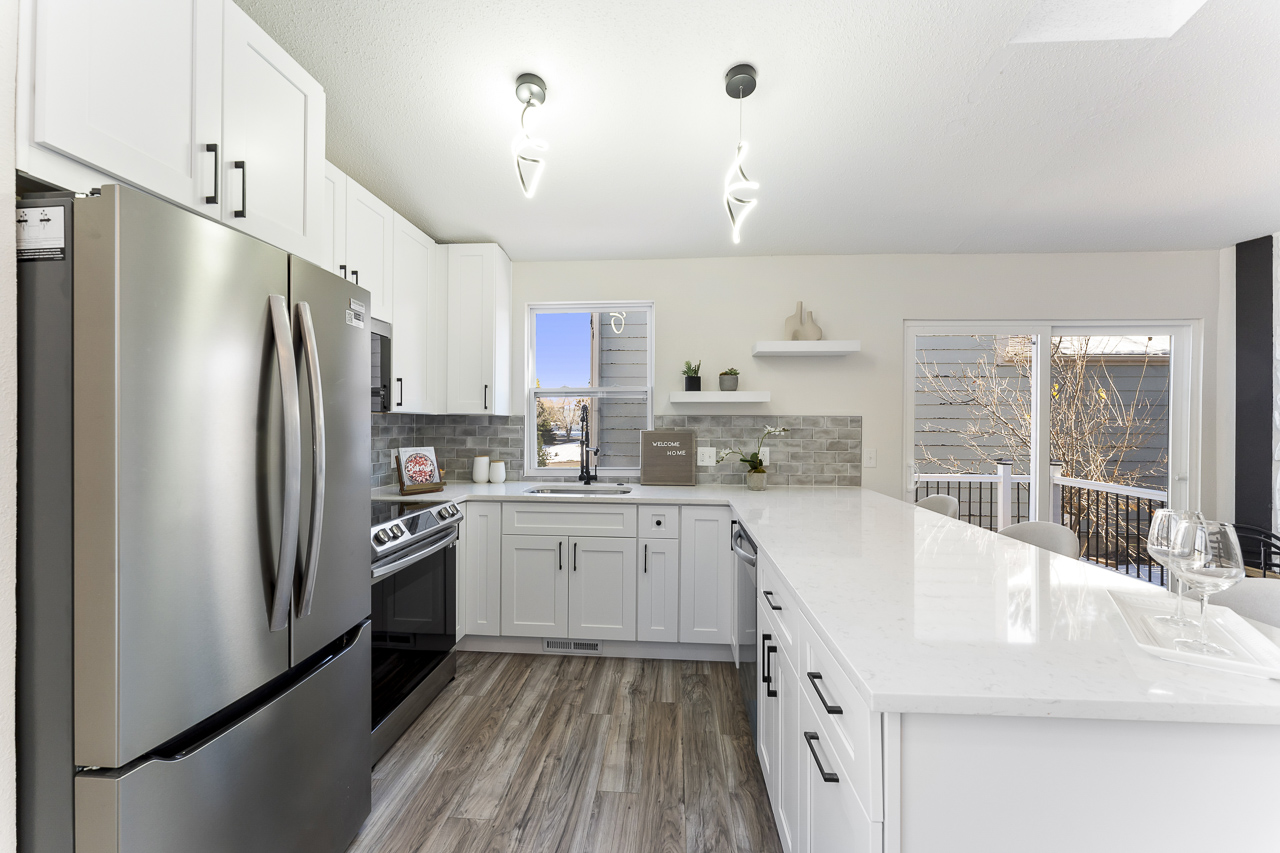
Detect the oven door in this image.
<box><xmin>371</xmin><ymin>525</ymin><xmax>457</xmax><ymax>642</ymax></box>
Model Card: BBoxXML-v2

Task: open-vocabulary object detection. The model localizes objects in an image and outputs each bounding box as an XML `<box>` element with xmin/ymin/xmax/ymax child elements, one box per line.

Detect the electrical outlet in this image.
<box><xmin>760</xmin><ymin>446</ymin><xmax>770</xmax><ymax>466</ymax></box>
<box><xmin>697</xmin><ymin>446</ymin><xmax>717</xmax><ymax>466</ymax></box>
<box><xmin>865</xmin><ymin>448</ymin><xmax>877</xmax><ymax>468</ymax></box>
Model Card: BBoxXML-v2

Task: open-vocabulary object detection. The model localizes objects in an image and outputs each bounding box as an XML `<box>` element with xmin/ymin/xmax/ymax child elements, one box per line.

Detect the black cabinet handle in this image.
<box><xmin>205</xmin><ymin>143</ymin><xmax>219</xmax><ymax>204</ymax></box>
<box><xmin>804</xmin><ymin>732</ymin><xmax>839</xmax><ymax>783</ymax></box>
<box><xmin>351</xmin><ymin>270</ymin><xmax>359</xmax><ymax>286</ymax></box>
<box><xmin>643</xmin><ymin>543</ymin><xmax>648</xmax><ymax>573</ymax></box>
<box><xmin>761</xmin><ymin>632</ymin><xmax>772</xmax><ymax>686</ymax></box>
<box><xmin>339</xmin><ymin>264</ymin><xmax>347</xmax><ymax>279</ymax></box>
<box><xmin>766</xmin><ymin>645</ymin><xmax>778</xmax><ymax>698</ymax></box>
<box><xmin>558</xmin><ymin>541</ymin><xmax>563</xmax><ymax>571</ymax></box>
<box><xmin>233</xmin><ymin>160</ymin><xmax>246</xmax><ymax>218</ymax></box>
<box><xmin>396</xmin><ymin>378</ymin><xmax>403</xmax><ymax>407</ymax></box>
<box><xmin>763</xmin><ymin>590</ymin><xmax>782</xmax><ymax>611</ymax></box>
<box><xmin>807</xmin><ymin>672</ymin><xmax>843</xmax><ymax>715</ymax></box>
<box><xmin>484</xmin><ymin>384</ymin><xmax>489</xmax><ymax>410</ymax></box>
<box><xmin>573</xmin><ymin>541</ymin><xmax>578</xmax><ymax>571</ymax></box>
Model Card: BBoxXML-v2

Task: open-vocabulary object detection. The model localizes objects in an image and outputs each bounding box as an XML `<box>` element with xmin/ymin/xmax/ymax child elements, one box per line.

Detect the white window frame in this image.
<box><xmin>525</xmin><ymin>300</ymin><xmax>656</xmax><ymax>478</ymax></box>
<box><xmin>903</xmin><ymin>319</ymin><xmax>1201</xmax><ymax>516</ymax></box>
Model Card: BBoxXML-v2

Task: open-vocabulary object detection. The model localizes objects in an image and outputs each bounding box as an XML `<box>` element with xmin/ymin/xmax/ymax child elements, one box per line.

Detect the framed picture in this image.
<box><xmin>396</xmin><ymin>446</ymin><xmax>444</xmax><ymax>494</ymax></box>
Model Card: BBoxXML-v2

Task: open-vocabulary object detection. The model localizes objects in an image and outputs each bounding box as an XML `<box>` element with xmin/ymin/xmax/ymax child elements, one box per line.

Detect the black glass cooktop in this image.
<box><xmin>371</xmin><ymin>500</ymin><xmax>442</xmax><ymax>527</ymax></box>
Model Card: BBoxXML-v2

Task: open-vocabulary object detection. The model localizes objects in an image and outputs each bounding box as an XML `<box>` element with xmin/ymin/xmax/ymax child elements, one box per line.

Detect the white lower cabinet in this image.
<box><xmin>462</xmin><ymin>502</ymin><xmax>502</xmax><ymax>637</ymax></box>
<box><xmin>501</xmin><ymin>535</ymin><xmax>569</xmax><ymax>638</ymax></box>
<box><xmin>797</xmin><ymin>689</ymin><xmax>883</xmax><ymax>853</ymax></box>
<box><xmin>679</xmin><ymin>506</ymin><xmax>733</xmax><ymax>644</ymax></box>
<box><xmin>568</xmin><ymin>537</ymin><xmax>636</xmax><ymax>641</ymax></box>
<box><xmin>637</xmin><ymin>538</ymin><xmax>680</xmax><ymax>642</ymax></box>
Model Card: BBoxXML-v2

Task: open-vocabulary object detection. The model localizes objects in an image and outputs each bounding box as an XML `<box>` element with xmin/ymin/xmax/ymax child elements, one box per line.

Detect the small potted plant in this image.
<box><xmin>719</xmin><ymin>425</ymin><xmax>789</xmax><ymax>490</ymax></box>
<box><xmin>682</xmin><ymin>360</ymin><xmax>702</xmax><ymax>391</ymax></box>
<box><xmin>719</xmin><ymin>367</ymin><xmax>740</xmax><ymax>391</ymax></box>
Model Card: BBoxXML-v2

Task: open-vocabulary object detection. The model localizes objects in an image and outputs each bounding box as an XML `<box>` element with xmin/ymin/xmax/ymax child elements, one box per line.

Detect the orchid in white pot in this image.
<box><xmin>718</xmin><ymin>425</ymin><xmax>789</xmax><ymax>490</ymax></box>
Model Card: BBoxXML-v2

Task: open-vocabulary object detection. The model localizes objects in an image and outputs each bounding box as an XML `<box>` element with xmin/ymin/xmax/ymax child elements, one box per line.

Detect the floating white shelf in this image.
<box><xmin>669</xmin><ymin>391</ymin><xmax>771</xmax><ymax>404</ymax></box>
<box><xmin>752</xmin><ymin>340</ymin><xmax>861</xmax><ymax>357</ymax></box>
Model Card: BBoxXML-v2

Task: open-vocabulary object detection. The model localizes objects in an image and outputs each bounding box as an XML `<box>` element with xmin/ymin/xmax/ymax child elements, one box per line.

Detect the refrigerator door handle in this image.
<box><xmin>296</xmin><ymin>301</ymin><xmax>325</xmax><ymax>618</ymax></box>
<box><xmin>269</xmin><ymin>294</ymin><xmax>301</xmax><ymax>632</ymax></box>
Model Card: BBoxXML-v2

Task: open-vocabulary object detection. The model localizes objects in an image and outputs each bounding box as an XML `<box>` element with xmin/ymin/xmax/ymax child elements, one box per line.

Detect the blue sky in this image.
<box><xmin>535</xmin><ymin>312</ymin><xmax>591</xmax><ymax>387</ymax></box>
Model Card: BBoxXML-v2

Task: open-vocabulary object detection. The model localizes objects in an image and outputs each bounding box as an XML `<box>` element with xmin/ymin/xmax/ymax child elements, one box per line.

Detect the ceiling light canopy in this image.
<box><xmin>513</xmin><ymin>73</ymin><xmax>547</xmax><ymax>198</ymax></box>
<box><xmin>723</xmin><ymin>64</ymin><xmax>759</xmax><ymax>245</ymax></box>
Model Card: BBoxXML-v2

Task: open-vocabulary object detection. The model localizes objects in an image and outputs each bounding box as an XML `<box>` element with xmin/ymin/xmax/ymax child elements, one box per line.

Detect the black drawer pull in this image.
<box><xmin>804</xmin><ymin>732</ymin><xmax>839</xmax><ymax>783</ymax></box>
<box><xmin>761</xmin><ymin>632</ymin><xmax>773</xmax><ymax>689</ymax></box>
<box><xmin>807</xmin><ymin>672</ymin><xmax>843</xmax><ymax>715</ymax></box>
<box><xmin>573</xmin><ymin>541</ymin><xmax>578</xmax><ymax>571</ymax></box>
<box><xmin>558</xmin><ymin>540</ymin><xmax>563</xmax><ymax>571</ymax></box>
<box><xmin>643</xmin><ymin>543</ymin><xmax>648</xmax><ymax>573</ymax></box>
<box><xmin>763</xmin><ymin>590</ymin><xmax>782</xmax><ymax>611</ymax></box>
<box><xmin>765</xmin><ymin>645</ymin><xmax>778</xmax><ymax>698</ymax></box>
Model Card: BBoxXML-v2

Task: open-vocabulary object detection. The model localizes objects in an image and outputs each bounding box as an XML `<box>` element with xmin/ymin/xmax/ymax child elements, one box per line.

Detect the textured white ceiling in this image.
<box><xmin>236</xmin><ymin>0</ymin><xmax>1280</xmax><ymax>260</ymax></box>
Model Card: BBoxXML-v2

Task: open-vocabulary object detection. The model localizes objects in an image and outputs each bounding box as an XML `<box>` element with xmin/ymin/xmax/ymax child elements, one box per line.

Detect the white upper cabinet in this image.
<box><xmin>222</xmin><ymin>0</ymin><xmax>326</xmax><ymax>262</ymax></box>
<box><xmin>447</xmin><ymin>244</ymin><xmax>512</xmax><ymax>415</ymax></box>
<box><xmin>390</xmin><ymin>214</ymin><xmax>435</xmax><ymax>413</ymax></box>
<box><xmin>321</xmin><ymin>162</ymin><xmax>348</xmax><ymax>277</ymax></box>
<box><xmin>31</xmin><ymin>0</ymin><xmax>222</xmax><ymax>208</ymax></box>
<box><xmin>345</xmin><ymin>179</ymin><xmax>395</xmax><ymax>322</ymax></box>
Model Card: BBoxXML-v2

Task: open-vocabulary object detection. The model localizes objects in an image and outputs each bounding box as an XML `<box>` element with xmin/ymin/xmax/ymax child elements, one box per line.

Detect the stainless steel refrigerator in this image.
<box><xmin>18</xmin><ymin>184</ymin><xmax>372</xmax><ymax>853</ymax></box>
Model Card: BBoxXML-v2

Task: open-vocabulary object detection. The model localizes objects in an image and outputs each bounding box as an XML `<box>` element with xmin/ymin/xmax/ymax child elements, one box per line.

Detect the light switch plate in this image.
<box><xmin>865</xmin><ymin>448</ymin><xmax>877</xmax><ymax>468</ymax></box>
<box><xmin>697</xmin><ymin>446</ymin><xmax>717</xmax><ymax>466</ymax></box>
<box><xmin>760</xmin><ymin>446</ymin><xmax>770</xmax><ymax>466</ymax></box>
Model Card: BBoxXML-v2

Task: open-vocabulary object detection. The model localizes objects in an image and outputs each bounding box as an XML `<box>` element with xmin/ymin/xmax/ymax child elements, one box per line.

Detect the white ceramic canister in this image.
<box><xmin>489</xmin><ymin>461</ymin><xmax>507</xmax><ymax>484</ymax></box>
<box><xmin>472</xmin><ymin>455</ymin><xmax>491</xmax><ymax>483</ymax></box>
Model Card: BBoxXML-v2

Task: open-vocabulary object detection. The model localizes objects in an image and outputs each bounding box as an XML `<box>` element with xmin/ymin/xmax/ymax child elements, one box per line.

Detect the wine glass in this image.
<box><xmin>1146</xmin><ymin>508</ymin><xmax>1202</xmax><ymax>628</ymax></box>
<box><xmin>1173</xmin><ymin>519</ymin><xmax>1245</xmax><ymax>657</ymax></box>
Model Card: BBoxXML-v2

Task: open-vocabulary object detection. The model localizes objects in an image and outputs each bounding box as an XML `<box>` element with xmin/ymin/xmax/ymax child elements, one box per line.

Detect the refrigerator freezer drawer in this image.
<box><xmin>75</xmin><ymin>622</ymin><xmax>371</xmax><ymax>853</ymax></box>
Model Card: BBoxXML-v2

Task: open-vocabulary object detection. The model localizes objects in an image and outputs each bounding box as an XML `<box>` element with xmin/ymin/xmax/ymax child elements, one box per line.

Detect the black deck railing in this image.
<box><xmin>914</xmin><ymin>479</ymin><xmax>1031</xmax><ymax>532</ymax></box>
<box><xmin>1059</xmin><ymin>485</ymin><xmax>1167</xmax><ymax>587</ymax></box>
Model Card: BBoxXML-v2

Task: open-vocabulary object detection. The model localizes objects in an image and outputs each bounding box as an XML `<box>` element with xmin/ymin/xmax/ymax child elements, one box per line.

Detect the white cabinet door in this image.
<box><xmin>33</xmin><ymin>0</ymin><xmax>222</xmax><ymax>211</ymax></box>
<box><xmin>637</xmin><ymin>538</ymin><xmax>679</xmax><ymax>642</ymax></box>
<box><xmin>797</xmin><ymin>691</ymin><xmax>882</xmax><ymax>853</ymax></box>
<box><xmin>345</xmin><ymin>179</ymin><xmax>395</xmax><ymax>321</ymax></box>
<box><xmin>777</xmin><ymin>642</ymin><xmax>800</xmax><ymax>853</ymax></box>
<box><xmin>501</xmin><ymin>535</ymin><xmax>568</xmax><ymax>638</ymax></box>
<box><xmin>679</xmin><ymin>505</ymin><xmax>733</xmax><ymax>644</ymax></box>
<box><xmin>463</xmin><ymin>503</ymin><xmax>502</xmax><ymax>637</ymax></box>
<box><xmin>221</xmin><ymin>0</ymin><xmax>325</xmax><ymax>261</ymax></box>
<box><xmin>568</xmin><ymin>537</ymin><xmax>636</xmax><ymax>641</ymax></box>
<box><xmin>758</xmin><ymin>599</ymin><xmax>781</xmax><ymax>794</ymax></box>
<box><xmin>321</xmin><ymin>161</ymin><xmax>348</xmax><ymax>277</ymax></box>
<box><xmin>391</xmin><ymin>214</ymin><xmax>434</xmax><ymax>413</ymax></box>
<box><xmin>446</xmin><ymin>244</ymin><xmax>511</xmax><ymax>415</ymax></box>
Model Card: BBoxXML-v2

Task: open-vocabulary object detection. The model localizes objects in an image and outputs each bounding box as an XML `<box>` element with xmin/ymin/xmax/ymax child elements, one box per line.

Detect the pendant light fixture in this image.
<box><xmin>723</xmin><ymin>64</ymin><xmax>759</xmax><ymax>244</ymax></box>
<box><xmin>513</xmin><ymin>73</ymin><xmax>547</xmax><ymax>198</ymax></box>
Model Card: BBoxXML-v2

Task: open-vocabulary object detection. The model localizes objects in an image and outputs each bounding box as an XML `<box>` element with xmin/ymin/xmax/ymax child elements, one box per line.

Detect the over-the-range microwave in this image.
<box><xmin>370</xmin><ymin>318</ymin><xmax>392</xmax><ymax>413</ymax></box>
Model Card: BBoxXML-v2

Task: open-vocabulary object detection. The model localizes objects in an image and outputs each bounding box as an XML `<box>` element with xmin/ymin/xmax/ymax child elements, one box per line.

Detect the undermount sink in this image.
<box><xmin>523</xmin><ymin>484</ymin><xmax>633</xmax><ymax>497</ymax></box>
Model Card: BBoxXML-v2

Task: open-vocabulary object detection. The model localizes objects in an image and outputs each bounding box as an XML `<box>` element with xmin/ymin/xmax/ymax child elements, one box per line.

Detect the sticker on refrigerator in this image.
<box><xmin>16</xmin><ymin>206</ymin><xmax>66</xmax><ymax>261</ymax></box>
<box><xmin>347</xmin><ymin>298</ymin><xmax>366</xmax><ymax>329</ymax></box>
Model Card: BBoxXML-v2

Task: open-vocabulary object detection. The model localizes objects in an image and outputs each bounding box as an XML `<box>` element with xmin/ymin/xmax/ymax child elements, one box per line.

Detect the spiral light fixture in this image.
<box><xmin>723</xmin><ymin>64</ymin><xmax>759</xmax><ymax>244</ymax></box>
<box><xmin>513</xmin><ymin>73</ymin><xmax>547</xmax><ymax>198</ymax></box>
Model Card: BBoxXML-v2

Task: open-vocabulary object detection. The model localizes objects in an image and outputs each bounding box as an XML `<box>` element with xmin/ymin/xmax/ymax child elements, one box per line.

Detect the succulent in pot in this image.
<box><xmin>682</xmin><ymin>360</ymin><xmax>702</xmax><ymax>391</ymax></box>
<box><xmin>718</xmin><ymin>367</ymin><xmax>739</xmax><ymax>391</ymax></box>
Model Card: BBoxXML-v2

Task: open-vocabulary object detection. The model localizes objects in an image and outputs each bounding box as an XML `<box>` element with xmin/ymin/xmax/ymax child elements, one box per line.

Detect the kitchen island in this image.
<box><xmin>375</xmin><ymin>482</ymin><xmax>1280</xmax><ymax>852</ymax></box>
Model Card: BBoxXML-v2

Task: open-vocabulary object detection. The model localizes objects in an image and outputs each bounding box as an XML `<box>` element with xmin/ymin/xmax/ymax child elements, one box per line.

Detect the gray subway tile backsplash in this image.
<box><xmin>369</xmin><ymin>413</ymin><xmax>862</xmax><ymax>490</ymax></box>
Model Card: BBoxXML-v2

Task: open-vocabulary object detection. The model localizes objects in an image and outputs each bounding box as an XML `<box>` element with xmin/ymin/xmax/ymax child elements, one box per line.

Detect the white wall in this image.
<box><xmin>513</xmin><ymin>251</ymin><xmax>1229</xmax><ymax>513</ymax></box>
<box><xmin>1</xmin><ymin>1</ymin><xmax>19</xmax><ymax>849</ymax></box>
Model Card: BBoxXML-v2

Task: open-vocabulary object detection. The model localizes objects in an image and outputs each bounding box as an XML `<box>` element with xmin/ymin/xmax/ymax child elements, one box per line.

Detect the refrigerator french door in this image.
<box><xmin>24</xmin><ymin>184</ymin><xmax>372</xmax><ymax>853</ymax></box>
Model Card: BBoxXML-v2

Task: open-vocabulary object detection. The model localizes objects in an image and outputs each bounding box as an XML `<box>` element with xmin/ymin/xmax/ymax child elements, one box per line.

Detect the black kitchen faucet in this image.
<box><xmin>578</xmin><ymin>402</ymin><xmax>599</xmax><ymax>484</ymax></box>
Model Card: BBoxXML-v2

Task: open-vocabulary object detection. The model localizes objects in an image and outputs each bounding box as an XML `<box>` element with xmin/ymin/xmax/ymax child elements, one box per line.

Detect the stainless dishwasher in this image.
<box><xmin>732</xmin><ymin>521</ymin><xmax>760</xmax><ymax>739</ymax></box>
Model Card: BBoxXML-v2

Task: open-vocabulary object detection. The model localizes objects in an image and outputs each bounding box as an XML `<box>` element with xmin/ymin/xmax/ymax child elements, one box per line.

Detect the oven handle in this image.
<box><xmin>370</xmin><ymin>524</ymin><xmax>458</xmax><ymax>582</ymax></box>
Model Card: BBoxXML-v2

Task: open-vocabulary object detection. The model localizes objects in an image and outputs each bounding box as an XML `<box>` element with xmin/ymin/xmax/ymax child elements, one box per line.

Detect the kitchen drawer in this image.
<box><xmin>502</xmin><ymin>502</ymin><xmax>637</xmax><ymax>538</ymax></box>
<box><xmin>638</xmin><ymin>505</ymin><xmax>679</xmax><ymax>539</ymax></box>
<box><xmin>801</xmin><ymin>618</ymin><xmax>883</xmax><ymax>821</ymax></box>
<box><xmin>758</xmin><ymin>551</ymin><xmax>799</xmax><ymax>662</ymax></box>
<box><xmin>798</xmin><ymin>686</ymin><xmax>883</xmax><ymax>853</ymax></box>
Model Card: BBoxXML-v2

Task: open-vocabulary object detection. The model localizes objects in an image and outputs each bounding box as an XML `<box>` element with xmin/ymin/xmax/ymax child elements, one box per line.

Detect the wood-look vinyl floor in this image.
<box><xmin>347</xmin><ymin>652</ymin><xmax>783</xmax><ymax>853</ymax></box>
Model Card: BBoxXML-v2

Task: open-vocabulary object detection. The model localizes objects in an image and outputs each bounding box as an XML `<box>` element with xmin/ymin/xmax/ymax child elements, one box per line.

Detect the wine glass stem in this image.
<box><xmin>1173</xmin><ymin>577</ymin><xmax>1186</xmax><ymax>620</ymax></box>
<box><xmin>1197</xmin><ymin>593</ymin><xmax>1210</xmax><ymax>646</ymax></box>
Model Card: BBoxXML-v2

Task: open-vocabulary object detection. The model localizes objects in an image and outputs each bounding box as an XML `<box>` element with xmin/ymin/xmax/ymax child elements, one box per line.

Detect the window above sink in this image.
<box><xmin>526</xmin><ymin>301</ymin><xmax>654</xmax><ymax>480</ymax></box>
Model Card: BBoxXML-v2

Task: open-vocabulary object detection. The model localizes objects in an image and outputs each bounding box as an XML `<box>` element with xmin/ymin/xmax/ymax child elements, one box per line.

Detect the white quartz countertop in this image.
<box><xmin>372</xmin><ymin>482</ymin><xmax>1280</xmax><ymax>724</ymax></box>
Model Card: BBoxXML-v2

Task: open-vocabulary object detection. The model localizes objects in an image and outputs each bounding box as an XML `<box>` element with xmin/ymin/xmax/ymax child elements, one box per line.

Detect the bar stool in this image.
<box><xmin>998</xmin><ymin>520</ymin><xmax>1080</xmax><ymax>559</ymax></box>
<box><xmin>916</xmin><ymin>494</ymin><xmax>959</xmax><ymax>519</ymax></box>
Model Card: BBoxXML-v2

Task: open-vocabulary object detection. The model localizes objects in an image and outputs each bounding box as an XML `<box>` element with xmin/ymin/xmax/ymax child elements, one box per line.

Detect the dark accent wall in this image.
<box><xmin>1235</xmin><ymin>235</ymin><xmax>1272</xmax><ymax>529</ymax></box>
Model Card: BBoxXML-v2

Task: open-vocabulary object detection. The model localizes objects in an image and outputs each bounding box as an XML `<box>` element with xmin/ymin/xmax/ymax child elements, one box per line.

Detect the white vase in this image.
<box><xmin>797</xmin><ymin>311</ymin><xmax>823</xmax><ymax>341</ymax></box>
<box><xmin>783</xmin><ymin>301</ymin><xmax>804</xmax><ymax>341</ymax></box>
<box><xmin>489</xmin><ymin>461</ymin><xmax>507</xmax><ymax>484</ymax></box>
<box><xmin>746</xmin><ymin>471</ymin><xmax>767</xmax><ymax>491</ymax></box>
<box><xmin>472</xmin><ymin>456</ymin><xmax>490</xmax><ymax>484</ymax></box>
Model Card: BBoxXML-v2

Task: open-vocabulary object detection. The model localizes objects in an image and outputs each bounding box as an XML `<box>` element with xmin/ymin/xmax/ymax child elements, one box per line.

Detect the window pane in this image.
<box><xmin>534</xmin><ymin>312</ymin><xmax>591</xmax><ymax>389</ymax></box>
<box><xmin>596</xmin><ymin>309</ymin><xmax>648</xmax><ymax>387</ymax></box>
<box><xmin>533</xmin><ymin>392</ymin><xmax>647</xmax><ymax>470</ymax></box>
